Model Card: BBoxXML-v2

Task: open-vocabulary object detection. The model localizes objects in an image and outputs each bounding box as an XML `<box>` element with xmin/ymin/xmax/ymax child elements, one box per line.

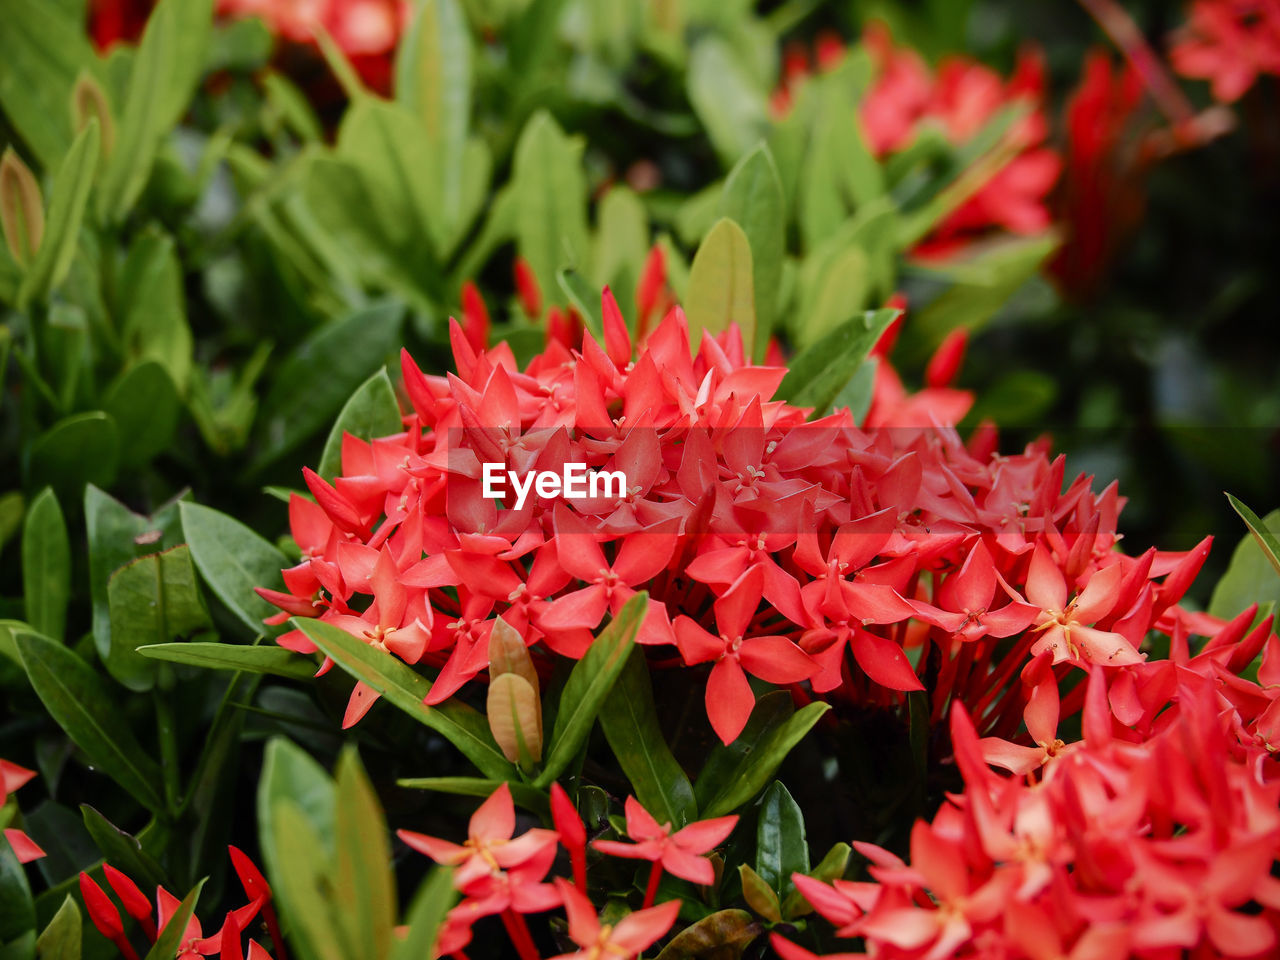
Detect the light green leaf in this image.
<box><xmin>271</xmin><ymin>797</ymin><xmax>347</xmax><ymax>960</ymax></box>
<box><xmin>116</xmin><ymin>227</ymin><xmax>194</xmax><ymax>393</ymax></box>
<box><xmin>599</xmin><ymin>648</ymin><xmax>696</xmax><ymax>827</ymax></box>
<box><xmin>1229</xmin><ymin>495</ymin><xmax>1280</xmax><ymax>578</ymax></box>
<box><xmin>685</xmin><ymin>218</ymin><xmax>755</xmax><ymax>354</ymax></box>
<box><xmin>511</xmin><ymin>111</ymin><xmax>591</xmax><ymax>300</ymax></box>
<box><xmin>687</xmin><ymin>38</ymin><xmax>769</xmax><ymax>165</ymax></box>
<box><xmin>15</xmin><ymin>631</ymin><xmax>165</xmax><ymax>813</ymax></box>
<box><xmin>251</xmin><ymin>302</ymin><xmax>403</xmax><ymax>471</ymax></box>
<box><xmin>593</xmin><ymin>185</ymin><xmax>649</xmax><ymax>318</ymax></box>
<box><xmin>396</xmin><ymin>777</ymin><xmax>549</xmax><ymax>816</ymax></box>
<box><xmin>105</xmin><ymin>545</ymin><xmax>212</xmax><ymax>692</ymax></box>
<box><xmin>257</xmin><ymin>737</ymin><xmax>335</xmax><ymax>879</ymax></box>
<box><xmin>556</xmin><ymin>268</ymin><xmax>604</xmax><ymax>337</ymax></box>
<box><xmin>777</xmin><ymin>309</ymin><xmax>898</xmax><ymax>415</ymax></box>
<box><xmin>794</xmin><ymin>245</ymin><xmax>869</xmax><ymax>349</ymax></box>
<box><xmin>334</xmin><ymin>749</ymin><xmax>396</xmax><ymax>960</ymax></box>
<box><xmin>738</xmin><ymin>863</ymin><xmax>781</xmax><ymax>922</ymax></box>
<box><xmin>1210</xmin><ymin>508</ymin><xmax>1280</xmax><ymax>620</ymax></box>
<box><xmin>142</xmin><ymin>879</ymin><xmax>205</xmax><ymax>960</ymax></box>
<box><xmin>720</xmin><ymin>145</ymin><xmax>783</xmax><ymax>351</ymax></box>
<box><xmin>138</xmin><ymin>641</ymin><xmax>316</xmax><ymax>680</ymax></box>
<box><xmin>696</xmin><ymin>694</ymin><xmax>829</xmax><ymax>818</ymax></box>
<box><xmin>294</xmin><ymin>618</ymin><xmax>515</xmax><ymax>780</ymax></box>
<box><xmin>781</xmin><ymin>842</ymin><xmax>850</xmax><ymax>918</ymax></box>
<box><xmin>391</xmin><ymin>868</ymin><xmax>456</xmax><ymax>960</ymax></box>
<box><xmin>35</xmin><ymin>893</ymin><xmax>81</xmax><ymax>960</ymax></box>
<box><xmin>317</xmin><ymin>368</ymin><xmax>403</xmax><ymax>481</ymax></box>
<box><xmin>535</xmin><ymin>593</ymin><xmax>646</xmax><ymax>788</ymax></box>
<box><xmin>98</xmin><ymin>0</ymin><xmax>213</xmax><ymax>222</ymax></box>
<box><xmin>22</xmin><ymin>488</ymin><xmax>69</xmax><ymax>642</ymax></box>
<box><xmin>18</xmin><ymin>120</ymin><xmax>99</xmax><ymax>308</ymax></box>
<box><xmin>755</xmin><ymin>781</ymin><xmax>808</xmax><ymax>897</ymax></box>
<box><xmin>179</xmin><ymin>501</ymin><xmax>290</xmax><ymax>639</ymax></box>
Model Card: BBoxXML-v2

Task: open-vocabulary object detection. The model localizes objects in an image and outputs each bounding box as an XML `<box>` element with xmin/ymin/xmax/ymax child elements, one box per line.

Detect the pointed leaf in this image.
<box><xmin>396</xmin><ymin>777</ymin><xmax>549</xmax><ymax>817</ymax></box>
<box><xmin>22</xmin><ymin>488</ymin><xmax>70</xmax><ymax>641</ymax></box>
<box><xmin>80</xmin><ymin>806</ymin><xmax>170</xmax><ymax>892</ymax></box>
<box><xmin>35</xmin><ymin>893</ymin><xmax>81</xmax><ymax>960</ymax></box>
<box><xmin>180</xmin><ymin>501</ymin><xmax>289</xmax><ymax>639</ymax></box>
<box><xmin>719</xmin><ymin>144</ymin><xmax>783</xmax><ymax>349</ymax></box>
<box><xmin>334</xmin><ymin>749</ymin><xmax>395</xmax><ymax>960</ymax></box>
<box><xmin>317</xmin><ymin>368</ymin><xmax>403</xmax><ymax>481</ymax></box>
<box><xmin>391</xmin><ymin>867</ymin><xmax>456</xmax><ymax>960</ymax></box>
<box><xmin>25</xmin><ymin>412</ymin><xmax>119</xmax><ymax>502</ymax></box>
<box><xmin>137</xmin><ymin>642</ymin><xmax>316</xmax><ymax>680</ymax></box>
<box><xmin>1228</xmin><ymin>495</ymin><xmax>1280</xmax><ymax>578</ymax></box>
<box><xmin>685</xmin><ymin>218</ymin><xmax>755</xmax><ymax>353</ymax></box>
<box><xmin>755</xmin><ymin>781</ymin><xmax>808</xmax><ymax>898</ymax></box>
<box><xmin>511</xmin><ymin>112</ymin><xmax>591</xmax><ymax>299</ymax></box>
<box><xmin>777</xmin><ymin>309</ymin><xmax>898</xmax><ymax>415</ymax></box>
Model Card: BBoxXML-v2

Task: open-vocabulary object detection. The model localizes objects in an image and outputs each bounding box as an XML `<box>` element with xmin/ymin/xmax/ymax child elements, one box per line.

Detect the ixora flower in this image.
<box><xmin>1171</xmin><ymin>0</ymin><xmax>1280</xmax><ymax>102</ymax></box>
<box><xmin>552</xmin><ymin>879</ymin><xmax>680</xmax><ymax>960</ymax></box>
<box><xmin>259</xmin><ymin>286</ymin><xmax>1253</xmax><ymax>759</ymax></box>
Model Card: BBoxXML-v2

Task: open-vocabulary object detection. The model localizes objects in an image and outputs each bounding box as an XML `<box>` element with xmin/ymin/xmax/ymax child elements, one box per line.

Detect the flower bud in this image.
<box><xmin>0</xmin><ymin>148</ymin><xmax>43</xmax><ymax>270</ymax></box>
<box><xmin>487</xmin><ymin>617</ymin><xmax>542</xmax><ymax>766</ymax></box>
<box><xmin>71</xmin><ymin>71</ymin><xmax>115</xmax><ymax>160</ymax></box>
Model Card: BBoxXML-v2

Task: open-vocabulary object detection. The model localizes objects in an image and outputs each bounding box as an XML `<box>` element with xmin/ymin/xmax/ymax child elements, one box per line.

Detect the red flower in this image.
<box><xmin>551</xmin><ymin>878</ymin><xmax>680</xmax><ymax>960</ymax></box>
<box><xmin>1171</xmin><ymin>0</ymin><xmax>1280</xmax><ymax>102</ymax></box>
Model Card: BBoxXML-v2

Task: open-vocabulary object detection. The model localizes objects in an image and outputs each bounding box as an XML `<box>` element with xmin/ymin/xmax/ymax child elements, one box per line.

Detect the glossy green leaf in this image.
<box><xmin>179</xmin><ymin>501</ymin><xmax>289</xmax><ymax>639</ymax></box>
<box><xmin>252</xmin><ymin>302</ymin><xmax>403</xmax><ymax>470</ymax></box>
<box><xmin>782</xmin><ymin>841</ymin><xmax>851</xmax><ymax>918</ymax></box>
<box><xmin>396</xmin><ymin>777</ymin><xmax>549</xmax><ymax>816</ymax></box>
<box><xmin>101</xmin><ymin>361</ymin><xmax>181</xmax><ymax>466</ymax></box>
<box><xmin>142</xmin><ymin>879</ymin><xmax>205</xmax><ymax>960</ymax></box>
<box><xmin>687</xmin><ymin>38</ymin><xmax>768</xmax><ymax>165</ymax></box>
<box><xmin>0</xmin><ymin>844</ymin><xmax>35</xmax><ymax>942</ymax></box>
<box><xmin>696</xmin><ymin>695</ymin><xmax>829</xmax><ymax>818</ymax></box>
<box><xmin>18</xmin><ymin>120</ymin><xmax>99</xmax><ymax>308</ymax></box>
<box><xmin>778</xmin><ymin>309</ymin><xmax>898</xmax><ymax>416</ymax></box>
<box><xmin>35</xmin><ymin>894</ymin><xmax>80</xmax><ymax>960</ymax></box>
<box><xmin>1229</xmin><ymin>495</ymin><xmax>1280</xmax><ymax>578</ymax></box>
<box><xmin>80</xmin><ymin>806</ymin><xmax>170</xmax><ymax>892</ymax></box>
<box><xmin>138</xmin><ymin>641</ymin><xmax>315</xmax><ymax>680</ymax></box>
<box><xmin>116</xmin><ymin>227</ymin><xmax>193</xmax><ymax>393</ymax></box>
<box><xmin>1210</xmin><ymin>508</ymin><xmax>1280</xmax><ymax>620</ymax></box>
<box><xmin>15</xmin><ymin>631</ymin><xmax>165</xmax><ymax>813</ymax></box>
<box><xmin>684</xmin><ymin>218</ymin><xmax>755</xmax><ymax>353</ymax></box>
<box><xmin>294</xmin><ymin>618</ymin><xmax>514</xmax><ymax>780</ymax></box>
<box><xmin>97</xmin><ymin>0</ymin><xmax>213</xmax><ymax>222</ymax></box>
<box><xmin>534</xmin><ymin>593</ymin><xmax>646</xmax><ymax>788</ymax></box>
<box><xmin>86</xmin><ymin>486</ymin><xmax>185</xmax><ymax>661</ymax></box>
<box><xmin>391</xmin><ymin>867</ymin><xmax>456</xmax><ymax>960</ymax></box>
<box><xmin>25</xmin><ymin>412</ymin><xmax>119</xmax><ymax>502</ymax></box>
<box><xmin>105</xmin><ymin>545</ymin><xmax>212</xmax><ymax>692</ymax></box>
<box><xmin>511</xmin><ymin>111</ymin><xmax>591</xmax><ymax>300</ymax></box>
<box><xmin>334</xmin><ymin>749</ymin><xmax>395</xmax><ymax>960</ymax></box>
<box><xmin>719</xmin><ymin>144</ymin><xmax>783</xmax><ymax>348</ymax></box>
<box><xmin>317</xmin><ymin>368</ymin><xmax>403</xmax><ymax>481</ymax></box>
<box><xmin>0</xmin><ymin>0</ymin><xmax>101</xmax><ymax>169</ymax></box>
<box><xmin>599</xmin><ymin>648</ymin><xmax>696</xmax><ymax>827</ymax></box>
<box><xmin>395</xmin><ymin>0</ymin><xmax>472</xmax><ymax>255</ymax></box>
<box><xmin>21</xmin><ymin>488</ymin><xmax>69</xmax><ymax>642</ymax></box>
<box><xmin>755</xmin><ymin>781</ymin><xmax>808</xmax><ymax>897</ymax></box>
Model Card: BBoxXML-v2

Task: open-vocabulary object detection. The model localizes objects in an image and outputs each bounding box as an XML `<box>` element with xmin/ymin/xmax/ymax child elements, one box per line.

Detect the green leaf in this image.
<box><xmin>22</xmin><ymin>488</ymin><xmax>69</xmax><ymax>642</ymax></box>
<box><xmin>142</xmin><ymin>879</ymin><xmax>205</xmax><ymax>960</ymax></box>
<box><xmin>101</xmin><ymin>361</ymin><xmax>181</xmax><ymax>466</ymax></box>
<box><xmin>684</xmin><ymin>218</ymin><xmax>755</xmax><ymax>354</ymax></box>
<box><xmin>0</xmin><ymin>491</ymin><xmax>23</xmax><ymax>558</ymax></box>
<box><xmin>138</xmin><ymin>641</ymin><xmax>316</xmax><ymax>680</ymax></box>
<box><xmin>794</xmin><ymin>245</ymin><xmax>869</xmax><ymax>349</ymax></box>
<box><xmin>35</xmin><ymin>894</ymin><xmax>80</xmax><ymax>960</ymax></box>
<box><xmin>592</xmin><ymin>185</ymin><xmax>649</xmax><ymax>319</ymax></box>
<box><xmin>179</xmin><ymin>501</ymin><xmax>290</xmax><ymax>639</ymax></box>
<box><xmin>293</xmin><ymin>618</ymin><xmax>515</xmax><ymax>780</ymax></box>
<box><xmin>1210</xmin><ymin>508</ymin><xmax>1280</xmax><ymax>620</ymax></box>
<box><xmin>556</xmin><ymin>269</ymin><xmax>603</xmax><ymax>337</ymax></box>
<box><xmin>25</xmin><ymin>412</ymin><xmax>119</xmax><ymax>502</ymax></box>
<box><xmin>653</xmin><ymin>909</ymin><xmax>760</xmax><ymax>960</ymax></box>
<box><xmin>687</xmin><ymin>38</ymin><xmax>768</xmax><ymax>166</ymax></box>
<box><xmin>781</xmin><ymin>842</ymin><xmax>850</xmax><ymax>918</ymax></box>
<box><xmin>964</xmin><ymin>370</ymin><xmax>1056</xmax><ymax>428</ymax></box>
<box><xmin>105</xmin><ymin>545</ymin><xmax>212</xmax><ymax>692</ymax></box>
<box><xmin>391</xmin><ymin>868</ymin><xmax>456</xmax><ymax>960</ymax></box>
<box><xmin>15</xmin><ymin>631</ymin><xmax>165</xmax><ymax>813</ymax></box>
<box><xmin>333</xmin><ymin>749</ymin><xmax>396</xmax><ymax>960</ymax></box>
<box><xmin>0</xmin><ymin>844</ymin><xmax>35</xmax><ymax>943</ymax></box>
<box><xmin>317</xmin><ymin>368</ymin><xmax>403</xmax><ymax>481</ymax></box>
<box><xmin>270</xmin><ymin>797</ymin><xmax>346</xmax><ymax>960</ymax></box>
<box><xmin>97</xmin><ymin>0</ymin><xmax>213</xmax><ymax>222</ymax></box>
<box><xmin>755</xmin><ymin>781</ymin><xmax>808</xmax><ymax>898</ymax></box>
<box><xmin>0</xmin><ymin>0</ymin><xmax>101</xmax><ymax>169</ymax></box>
<box><xmin>1228</xmin><ymin>495</ymin><xmax>1280</xmax><ymax>578</ymax></box>
<box><xmin>86</xmin><ymin>486</ymin><xmax>184</xmax><ymax>662</ymax></box>
<box><xmin>116</xmin><ymin>227</ymin><xmax>194</xmax><ymax>393</ymax></box>
<box><xmin>395</xmin><ymin>0</ymin><xmax>473</xmax><ymax>255</ymax></box>
<box><xmin>738</xmin><ymin>863</ymin><xmax>781</xmax><ymax>922</ymax></box>
<box><xmin>599</xmin><ymin>648</ymin><xmax>696</xmax><ymax>827</ymax></box>
<box><xmin>80</xmin><ymin>806</ymin><xmax>170</xmax><ymax>892</ymax></box>
<box><xmin>534</xmin><ymin>593</ymin><xmax>646</xmax><ymax>788</ymax></box>
<box><xmin>252</xmin><ymin>302</ymin><xmax>403</xmax><ymax>471</ymax></box>
<box><xmin>396</xmin><ymin>777</ymin><xmax>549</xmax><ymax>816</ymax></box>
<box><xmin>719</xmin><ymin>144</ymin><xmax>783</xmax><ymax>349</ymax></box>
<box><xmin>257</xmin><ymin>738</ymin><xmax>335</xmax><ymax>885</ymax></box>
<box><xmin>696</xmin><ymin>694</ymin><xmax>829</xmax><ymax>818</ymax></box>
<box><xmin>18</xmin><ymin>120</ymin><xmax>99</xmax><ymax>309</ymax></box>
<box><xmin>777</xmin><ymin>309</ymin><xmax>898</xmax><ymax>415</ymax></box>
<box><xmin>511</xmin><ymin>111</ymin><xmax>591</xmax><ymax>300</ymax></box>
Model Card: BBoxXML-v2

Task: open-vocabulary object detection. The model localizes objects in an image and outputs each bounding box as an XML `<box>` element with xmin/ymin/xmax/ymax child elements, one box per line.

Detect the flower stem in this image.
<box><xmin>643</xmin><ymin>860</ymin><xmax>664</xmax><ymax>909</ymax></box>
<box><xmin>571</xmin><ymin>847</ymin><xmax>587</xmax><ymax>891</ymax></box>
<box><xmin>263</xmin><ymin>902</ymin><xmax>289</xmax><ymax>960</ymax></box>
<box><xmin>500</xmin><ymin>909</ymin><xmax>541</xmax><ymax>960</ymax></box>
<box><xmin>111</xmin><ymin>934</ymin><xmax>141</xmax><ymax>960</ymax></box>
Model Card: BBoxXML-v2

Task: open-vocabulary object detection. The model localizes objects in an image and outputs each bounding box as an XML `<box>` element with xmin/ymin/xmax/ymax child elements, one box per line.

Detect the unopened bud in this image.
<box><xmin>488</xmin><ymin>672</ymin><xmax>542</xmax><ymax>766</ymax></box>
<box><xmin>488</xmin><ymin>616</ymin><xmax>539</xmax><ymax>692</ymax></box>
<box><xmin>71</xmin><ymin>71</ymin><xmax>115</xmax><ymax>160</ymax></box>
<box><xmin>0</xmin><ymin>149</ymin><xmax>43</xmax><ymax>269</ymax></box>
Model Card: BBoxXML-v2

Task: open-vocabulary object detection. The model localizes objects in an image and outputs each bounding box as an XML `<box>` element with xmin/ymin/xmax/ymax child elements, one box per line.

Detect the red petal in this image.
<box><xmin>850</xmin><ymin>629</ymin><xmax>923</xmax><ymax>691</ymax></box>
<box><xmin>706</xmin><ymin>657</ymin><xmax>754</xmax><ymax>745</ymax></box>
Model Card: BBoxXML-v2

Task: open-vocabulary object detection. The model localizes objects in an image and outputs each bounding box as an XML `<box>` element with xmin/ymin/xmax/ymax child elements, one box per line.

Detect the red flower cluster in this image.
<box><xmin>397</xmin><ymin>782</ymin><xmax>727</xmax><ymax>958</ymax></box>
<box><xmin>80</xmin><ymin>847</ymin><xmax>279</xmax><ymax>960</ymax></box>
<box><xmin>775</xmin><ymin>25</ymin><xmax>1061</xmax><ymax>256</ymax></box>
<box><xmin>1171</xmin><ymin>0</ymin><xmax>1280</xmax><ymax>102</ymax></box>
<box><xmin>776</xmin><ymin>647</ymin><xmax>1280</xmax><ymax>960</ymax></box>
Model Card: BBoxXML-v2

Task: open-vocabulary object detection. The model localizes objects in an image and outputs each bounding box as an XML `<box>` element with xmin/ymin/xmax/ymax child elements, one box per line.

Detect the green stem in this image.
<box><xmin>154</xmin><ymin>669</ymin><xmax>181</xmax><ymax>819</ymax></box>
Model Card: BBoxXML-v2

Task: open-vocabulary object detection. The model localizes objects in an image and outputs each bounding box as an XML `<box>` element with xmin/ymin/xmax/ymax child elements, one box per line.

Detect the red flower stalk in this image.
<box><xmin>550</xmin><ymin>782</ymin><xmax>587</xmax><ymax>890</ymax></box>
<box><xmin>592</xmin><ymin>796</ymin><xmax>737</xmax><ymax>908</ymax></box>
